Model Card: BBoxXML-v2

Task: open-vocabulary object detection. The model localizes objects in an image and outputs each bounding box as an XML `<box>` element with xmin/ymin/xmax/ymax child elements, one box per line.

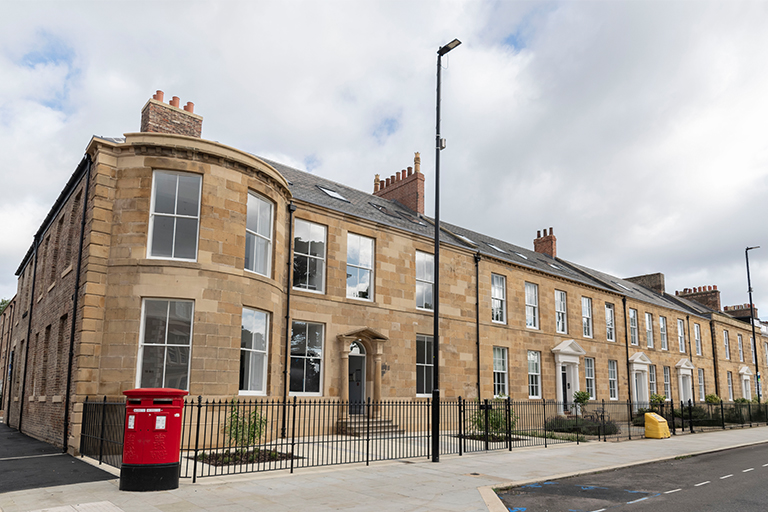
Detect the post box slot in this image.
<box><xmin>153</xmin><ymin>398</ymin><xmax>173</xmax><ymax>405</ymax></box>
<box><xmin>128</xmin><ymin>399</ymin><xmax>142</xmax><ymax>405</ymax></box>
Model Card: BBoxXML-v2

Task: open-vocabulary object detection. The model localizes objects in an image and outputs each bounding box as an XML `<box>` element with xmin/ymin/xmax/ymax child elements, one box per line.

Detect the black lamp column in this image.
<box><xmin>432</xmin><ymin>38</ymin><xmax>461</xmax><ymax>463</ymax></box>
<box><xmin>746</xmin><ymin>246</ymin><xmax>761</xmax><ymax>402</ymax></box>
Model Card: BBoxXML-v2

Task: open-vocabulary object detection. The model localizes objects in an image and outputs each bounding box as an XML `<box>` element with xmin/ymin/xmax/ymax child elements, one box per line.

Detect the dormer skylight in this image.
<box><xmin>612</xmin><ymin>281</ymin><xmax>632</xmax><ymax>291</ymax></box>
<box><xmin>317</xmin><ymin>186</ymin><xmax>348</xmax><ymax>202</ymax></box>
<box><xmin>454</xmin><ymin>234</ymin><xmax>476</xmax><ymax>246</ymax></box>
<box><xmin>513</xmin><ymin>252</ymin><xmax>528</xmax><ymax>260</ymax></box>
<box><xmin>486</xmin><ymin>242</ymin><xmax>508</xmax><ymax>254</ymax></box>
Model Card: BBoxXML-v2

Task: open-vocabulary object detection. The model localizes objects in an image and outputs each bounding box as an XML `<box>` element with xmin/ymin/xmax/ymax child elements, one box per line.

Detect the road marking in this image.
<box><xmin>0</xmin><ymin>453</ymin><xmax>63</xmax><ymax>462</ymax></box>
<box><xmin>695</xmin><ymin>481</ymin><xmax>710</xmax><ymax>487</ymax></box>
<box><xmin>627</xmin><ymin>497</ymin><xmax>648</xmax><ymax>504</ymax></box>
<box><xmin>763</xmin><ymin>463</ymin><xmax>768</xmax><ymax>467</ymax></box>
<box><xmin>720</xmin><ymin>474</ymin><xmax>733</xmax><ymax>479</ymax></box>
<box><xmin>591</xmin><ymin>509</ymin><xmax>607</xmax><ymax>512</ymax></box>
<box><xmin>743</xmin><ymin>468</ymin><xmax>754</xmax><ymax>473</ymax></box>
<box><xmin>664</xmin><ymin>489</ymin><xmax>682</xmax><ymax>494</ymax></box>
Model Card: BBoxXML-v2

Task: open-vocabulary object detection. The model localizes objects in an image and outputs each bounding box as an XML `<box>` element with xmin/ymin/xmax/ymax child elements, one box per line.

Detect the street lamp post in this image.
<box><xmin>432</xmin><ymin>38</ymin><xmax>461</xmax><ymax>463</ymax></box>
<box><xmin>746</xmin><ymin>246</ymin><xmax>761</xmax><ymax>402</ymax></box>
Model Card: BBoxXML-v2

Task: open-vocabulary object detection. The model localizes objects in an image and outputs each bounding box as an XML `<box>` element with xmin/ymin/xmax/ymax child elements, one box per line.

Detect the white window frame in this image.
<box><xmin>764</xmin><ymin>342</ymin><xmax>768</xmax><ymax>366</ymax></box>
<box><xmin>677</xmin><ymin>319</ymin><xmax>686</xmax><ymax>353</ymax></box>
<box><xmin>629</xmin><ymin>309</ymin><xmax>638</xmax><ymax>346</ymax></box>
<box><xmin>239</xmin><ymin>307</ymin><xmax>270</xmax><ymax>395</ymax></box>
<box><xmin>147</xmin><ymin>170</ymin><xmax>202</xmax><ymax>261</ymax></box>
<box><xmin>660</xmin><ymin>316</ymin><xmax>668</xmax><ymax>350</ymax></box>
<box><xmin>525</xmin><ymin>283</ymin><xmax>539</xmax><ymax>329</ymax></box>
<box><xmin>645</xmin><ymin>312</ymin><xmax>654</xmax><ymax>348</ymax></box>
<box><xmin>750</xmin><ymin>337</ymin><xmax>756</xmax><ymax>364</ymax></box>
<box><xmin>605</xmin><ymin>303</ymin><xmax>615</xmax><ymax>342</ymax></box>
<box><xmin>585</xmin><ymin>357</ymin><xmax>595</xmax><ymax>399</ymax></box>
<box><xmin>608</xmin><ymin>360</ymin><xmax>618</xmax><ymax>400</ymax></box>
<box><xmin>727</xmin><ymin>371</ymin><xmax>734</xmax><ymax>401</ymax></box>
<box><xmin>738</xmin><ymin>334</ymin><xmax>744</xmax><ymax>362</ymax></box>
<box><xmin>244</xmin><ymin>192</ymin><xmax>273</xmax><ymax>277</ymax></box>
<box><xmin>346</xmin><ymin>233</ymin><xmax>374</xmax><ymax>301</ymax></box>
<box><xmin>742</xmin><ymin>375</ymin><xmax>752</xmax><ymax>400</ymax></box>
<box><xmin>491</xmin><ymin>274</ymin><xmax>507</xmax><ymax>324</ymax></box>
<box><xmin>724</xmin><ymin>330</ymin><xmax>730</xmax><ymax>360</ymax></box>
<box><xmin>493</xmin><ymin>347</ymin><xmax>508</xmax><ymax>397</ymax></box>
<box><xmin>555</xmin><ymin>290</ymin><xmax>568</xmax><ymax>334</ymax></box>
<box><xmin>582</xmin><ymin>297</ymin><xmax>593</xmax><ymax>338</ymax></box>
<box><xmin>136</xmin><ymin>298</ymin><xmax>194</xmax><ymax>390</ymax></box>
<box><xmin>293</xmin><ymin>219</ymin><xmax>327</xmax><ymax>294</ymax></box>
<box><xmin>416</xmin><ymin>334</ymin><xmax>434</xmax><ymax>396</ymax></box>
<box><xmin>698</xmin><ymin>368</ymin><xmax>705</xmax><ymax>401</ymax></box>
<box><xmin>694</xmin><ymin>324</ymin><xmax>702</xmax><ymax>356</ymax></box>
<box><xmin>663</xmin><ymin>366</ymin><xmax>671</xmax><ymax>400</ymax></box>
<box><xmin>289</xmin><ymin>321</ymin><xmax>325</xmax><ymax>396</ymax></box>
<box><xmin>415</xmin><ymin>251</ymin><xmax>434</xmax><ymax>311</ymax></box>
<box><xmin>649</xmin><ymin>365</ymin><xmax>657</xmax><ymax>396</ymax></box>
<box><xmin>528</xmin><ymin>350</ymin><xmax>541</xmax><ymax>398</ymax></box>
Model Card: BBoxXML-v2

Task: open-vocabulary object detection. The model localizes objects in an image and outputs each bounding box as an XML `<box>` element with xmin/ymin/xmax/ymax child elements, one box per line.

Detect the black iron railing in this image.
<box><xmin>79</xmin><ymin>396</ymin><xmax>125</xmax><ymax>468</ymax></box>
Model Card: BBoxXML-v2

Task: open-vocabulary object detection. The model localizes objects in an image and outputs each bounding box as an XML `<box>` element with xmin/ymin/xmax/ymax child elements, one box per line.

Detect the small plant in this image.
<box><xmin>650</xmin><ymin>393</ymin><xmax>666</xmax><ymax>406</ymax></box>
<box><xmin>223</xmin><ymin>399</ymin><xmax>267</xmax><ymax>447</ymax></box>
<box><xmin>572</xmin><ymin>391</ymin><xmax>591</xmax><ymax>407</ymax></box>
<box><xmin>734</xmin><ymin>397</ymin><xmax>750</xmax><ymax>404</ymax></box>
<box><xmin>469</xmin><ymin>398</ymin><xmax>518</xmax><ymax>436</ymax></box>
<box><xmin>704</xmin><ymin>394</ymin><xmax>721</xmax><ymax>404</ymax></box>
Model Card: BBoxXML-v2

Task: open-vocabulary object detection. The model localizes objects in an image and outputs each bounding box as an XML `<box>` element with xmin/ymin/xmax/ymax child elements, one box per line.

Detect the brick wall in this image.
<box><xmin>373</xmin><ymin>153</ymin><xmax>425</xmax><ymax>214</ymax></box>
<box><xmin>140</xmin><ymin>91</ymin><xmax>202</xmax><ymax>138</ymax></box>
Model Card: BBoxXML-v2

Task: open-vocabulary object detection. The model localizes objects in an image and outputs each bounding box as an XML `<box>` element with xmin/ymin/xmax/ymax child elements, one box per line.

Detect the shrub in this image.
<box><xmin>545</xmin><ymin>417</ymin><xmax>619</xmax><ymax>436</ymax></box>
<box><xmin>469</xmin><ymin>399</ymin><xmax>518</xmax><ymax>435</ymax></box>
<box><xmin>650</xmin><ymin>394</ymin><xmax>666</xmax><ymax>407</ymax></box>
<box><xmin>705</xmin><ymin>394</ymin><xmax>721</xmax><ymax>404</ymax></box>
<box><xmin>572</xmin><ymin>391</ymin><xmax>591</xmax><ymax>407</ymax></box>
<box><xmin>223</xmin><ymin>399</ymin><xmax>267</xmax><ymax>447</ymax></box>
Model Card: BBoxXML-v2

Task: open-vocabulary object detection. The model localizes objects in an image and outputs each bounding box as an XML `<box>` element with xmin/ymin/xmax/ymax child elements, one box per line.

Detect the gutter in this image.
<box><xmin>474</xmin><ymin>253</ymin><xmax>481</xmax><ymax>400</ymax></box>
<box><xmin>622</xmin><ymin>297</ymin><xmax>632</xmax><ymax>404</ymax></box>
<box><xmin>281</xmin><ymin>202</ymin><xmax>296</xmax><ymax>438</ymax></box>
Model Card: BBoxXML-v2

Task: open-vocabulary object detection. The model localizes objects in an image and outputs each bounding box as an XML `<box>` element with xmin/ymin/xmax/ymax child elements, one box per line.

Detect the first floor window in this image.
<box><xmin>750</xmin><ymin>337</ymin><xmax>756</xmax><ymax>364</ymax></box>
<box><xmin>649</xmin><ymin>365</ymin><xmax>657</xmax><ymax>396</ymax></box>
<box><xmin>738</xmin><ymin>334</ymin><xmax>744</xmax><ymax>362</ymax></box>
<box><xmin>694</xmin><ymin>324</ymin><xmax>702</xmax><ymax>356</ymax></box>
<box><xmin>245</xmin><ymin>192</ymin><xmax>273</xmax><ymax>276</ymax></box>
<box><xmin>493</xmin><ymin>347</ymin><xmax>508</xmax><ymax>397</ymax></box>
<box><xmin>585</xmin><ymin>357</ymin><xmax>595</xmax><ymax>399</ymax></box>
<box><xmin>149</xmin><ymin>170</ymin><xmax>201</xmax><ymax>260</ymax></box>
<box><xmin>293</xmin><ymin>220</ymin><xmax>327</xmax><ymax>293</ymax></box>
<box><xmin>416</xmin><ymin>252</ymin><xmax>434</xmax><ymax>310</ymax></box>
<box><xmin>663</xmin><ymin>366</ymin><xmax>671</xmax><ymax>400</ymax></box>
<box><xmin>582</xmin><ymin>297</ymin><xmax>593</xmax><ymax>338</ymax></box>
<box><xmin>645</xmin><ymin>313</ymin><xmax>654</xmax><ymax>348</ymax></box>
<box><xmin>347</xmin><ymin>233</ymin><xmax>374</xmax><ymax>300</ymax></box>
<box><xmin>629</xmin><ymin>309</ymin><xmax>638</xmax><ymax>345</ymax></box>
<box><xmin>290</xmin><ymin>321</ymin><xmax>324</xmax><ymax>394</ymax></box>
<box><xmin>677</xmin><ymin>319</ymin><xmax>686</xmax><ymax>353</ymax></box>
<box><xmin>528</xmin><ymin>350</ymin><xmax>541</xmax><ymax>398</ymax></box>
<box><xmin>138</xmin><ymin>299</ymin><xmax>193</xmax><ymax>390</ymax></box>
<box><xmin>491</xmin><ymin>274</ymin><xmax>507</xmax><ymax>324</ymax></box>
<box><xmin>698</xmin><ymin>368</ymin><xmax>705</xmax><ymax>401</ymax></box>
<box><xmin>660</xmin><ymin>316</ymin><xmax>668</xmax><ymax>350</ymax></box>
<box><xmin>605</xmin><ymin>303</ymin><xmax>615</xmax><ymax>341</ymax></box>
<box><xmin>724</xmin><ymin>331</ymin><xmax>730</xmax><ymax>359</ymax></box>
<box><xmin>525</xmin><ymin>283</ymin><xmax>539</xmax><ymax>329</ymax></box>
<box><xmin>240</xmin><ymin>307</ymin><xmax>269</xmax><ymax>394</ymax></box>
<box><xmin>416</xmin><ymin>335</ymin><xmax>434</xmax><ymax>395</ymax></box>
<box><xmin>727</xmin><ymin>371</ymin><xmax>734</xmax><ymax>401</ymax></box>
<box><xmin>608</xmin><ymin>360</ymin><xmax>618</xmax><ymax>400</ymax></box>
<box><xmin>555</xmin><ymin>290</ymin><xmax>567</xmax><ymax>334</ymax></box>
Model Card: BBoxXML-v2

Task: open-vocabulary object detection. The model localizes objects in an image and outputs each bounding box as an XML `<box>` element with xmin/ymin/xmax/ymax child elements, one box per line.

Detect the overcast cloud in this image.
<box><xmin>1</xmin><ymin>1</ymin><xmax>766</xmax><ymax>312</ymax></box>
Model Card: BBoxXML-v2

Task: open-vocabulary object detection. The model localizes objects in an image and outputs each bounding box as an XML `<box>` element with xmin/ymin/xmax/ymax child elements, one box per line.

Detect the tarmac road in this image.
<box><xmin>497</xmin><ymin>443</ymin><xmax>768</xmax><ymax>511</ymax></box>
<box><xmin>0</xmin><ymin>422</ymin><xmax>113</xmax><ymax>494</ymax></box>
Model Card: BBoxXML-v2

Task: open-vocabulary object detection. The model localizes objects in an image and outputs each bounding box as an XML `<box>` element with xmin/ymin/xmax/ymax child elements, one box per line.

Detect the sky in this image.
<box><xmin>1</xmin><ymin>0</ymin><xmax>766</xmax><ymax>314</ymax></box>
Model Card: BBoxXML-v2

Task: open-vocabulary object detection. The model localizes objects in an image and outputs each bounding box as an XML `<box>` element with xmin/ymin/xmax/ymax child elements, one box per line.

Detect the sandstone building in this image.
<box><xmin>0</xmin><ymin>92</ymin><xmax>764</xmax><ymax>453</ymax></box>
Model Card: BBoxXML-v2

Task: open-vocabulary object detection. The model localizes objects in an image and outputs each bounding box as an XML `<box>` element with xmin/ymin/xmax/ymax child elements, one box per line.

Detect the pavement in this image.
<box><xmin>0</xmin><ymin>425</ymin><xmax>766</xmax><ymax>512</ymax></box>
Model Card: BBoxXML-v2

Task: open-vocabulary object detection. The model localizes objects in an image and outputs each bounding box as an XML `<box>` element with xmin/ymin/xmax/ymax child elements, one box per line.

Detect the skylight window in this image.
<box><xmin>317</xmin><ymin>186</ymin><xmax>348</xmax><ymax>202</ymax></box>
<box><xmin>612</xmin><ymin>281</ymin><xmax>632</xmax><ymax>291</ymax></box>
<box><xmin>397</xmin><ymin>211</ymin><xmax>425</xmax><ymax>226</ymax></box>
<box><xmin>369</xmin><ymin>202</ymin><xmax>399</xmax><ymax>218</ymax></box>
<box><xmin>550</xmin><ymin>263</ymin><xmax>561</xmax><ymax>270</ymax></box>
<box><xmin>513</xmin><ymin>252</ymin><xmax>528</xmax><ymax>260</ymax></box>
<box><xmin>486</xmin><ymin>242</ymin><xmax>508</xmax><ymax>254</ymax></box>
<box><xmin>454</xmin><ymin>234</ymin><xmax>476</xmax><ymax>246</ymax></box>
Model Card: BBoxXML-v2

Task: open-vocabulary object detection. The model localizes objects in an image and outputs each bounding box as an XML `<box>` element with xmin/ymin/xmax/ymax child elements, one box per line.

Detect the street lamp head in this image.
<box><xmin>746</xmin><ymin>246</ymin><xmax>761</xmax><ymax>251</ymax></box>
<box><xmin>438</xmin><ymin>39</ymin><xmax>462</xmax><ymax>56</ymax></box>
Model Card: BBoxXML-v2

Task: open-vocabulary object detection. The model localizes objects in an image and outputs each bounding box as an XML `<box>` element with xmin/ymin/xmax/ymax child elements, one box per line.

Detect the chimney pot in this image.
<box><xmin>549</xmin><ymin>227</ymin><xmax>553</xmax><ymax>236</ymax></box>
<box><xmin>385</xmin><ymin>178</ymin><xmax>391</xmax><ymax>187</ymax></box>
<box><xmin>414</xmin><ymin>152</ymin><xmax>421</xmax><ymax>173</ymax></box>
<box><xmin>713</xmin><ymin>285</ymin><xmax>717</xmax><ymax>290</ymax></box>
<box><xmin>170</xmin><ymin>96</ymin><xmax>180</xmax><ymax>108</ymax></box>
<box><xmin>184</xmin><ymin>101</ymin><xmax>194</xmax><ymax>113</ymax></box>
<box><xmin>407</xmin><ymin>166</ymin><xmax>413</xmax><ymax>176</ymax></box>
<box><xmin>396</xmin><ymin>171</ymin><xmax>401</xmax><ymax>181</ymax></box>
<box><xmin>537</xmin><ymin>230</ymin><xmax>541</xmax><ymax>238</ymax></box>
<box><xmin>153</xmin><ymin>90</ymin><xmax>164</xmax><ymax>102</ymax></box>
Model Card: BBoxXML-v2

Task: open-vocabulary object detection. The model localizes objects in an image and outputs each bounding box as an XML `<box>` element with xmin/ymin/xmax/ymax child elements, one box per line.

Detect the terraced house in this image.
<box><xmin>0</xmin><ymin>93</ymin><xmax>764</xmax><ymax>454</ymax></box>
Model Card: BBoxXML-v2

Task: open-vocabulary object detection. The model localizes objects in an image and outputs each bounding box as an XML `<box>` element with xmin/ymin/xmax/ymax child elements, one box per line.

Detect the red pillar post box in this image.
<box><xmin>120</xmin><ymin>388</ymin><xmax>188</xmax><ymax>491</ymax></box>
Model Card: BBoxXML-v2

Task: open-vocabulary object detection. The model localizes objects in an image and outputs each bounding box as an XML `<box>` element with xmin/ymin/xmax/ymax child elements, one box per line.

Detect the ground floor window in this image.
<box><xmin>416</xmin><ymin>334</ymin><xmax>434</xmax><ymax>395</ymax></box>
<box><xmin>663</xmin><ymin>366</ymin><xmax>671</xmax><ymax>400</ymax></box>
<box><xmin>493</xmin><ymin>347</ymin><xmax>508</xmax><ymax>397</ymax></box>
<box><xmin>528</xmin><ymin>351</ymin><xmax>541</xmax><ymax>398</ymax></box>
<box><xmin>727</xmin><ymin>371</ymin><xmax>734</xmax><ymax>401</ymax></box>
<box><xmin>240</xmin><ymin>307</ymin><xmax>269</xmax><ymax>394</ymax></box>
<box><xmin>649</xmin><ymin>365</ymin><xmax>657</xmax><ymax>396</ymax></box>
<box><xmin>138</xmin><ymin>299</ymin><xmax>193</xmax><ymax>390</ymax></box>
<box><xmin>290</xmin><ymin>321</ymin><xmax>324</xmax><ymax>394</ymax></box>
<box><xmin>585</xmin><ymin>357</ymin><xmax>595</xmax><ymax>399</ymax></box>
<box><xmin>698</xmin><ymin>368</ymin><xmax>705</xmax><ymax>401</ymax></box>
<box><xmin>608</xmin><ymin>360</ymin><xmax>618</xmax><ymax>400</ymax></box>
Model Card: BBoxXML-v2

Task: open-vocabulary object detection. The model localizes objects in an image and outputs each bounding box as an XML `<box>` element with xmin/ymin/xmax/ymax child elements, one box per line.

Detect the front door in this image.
<box><xmin>349</xmin><ymin>342</ymin><xmax>366</xmax><ymax>415</ymax></box>
<box><xmin>562</xmin><ymin>365</ymin><xmax>570</xmax><ymax>412</ymax></box>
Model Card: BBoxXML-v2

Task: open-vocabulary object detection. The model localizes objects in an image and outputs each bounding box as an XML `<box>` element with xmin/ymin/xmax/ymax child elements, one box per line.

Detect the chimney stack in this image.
<box><xmin>676</xmin><ymin>285</ymin><xmax>722</xmax><ymax>311</ymax></box>
<box><xmin>372</xmin><ymin>152</ymin><xmax>425</xmax><ymax>214</ymax></box>
<box><xmin>141</xmin><ymin>90</ymin><xmax>203</xmax><ymax>138</ymax></box>
<box><xmin>533</xmin><ymin>227</ymin><xmax>557</xmax><ymax>258</ymax></box>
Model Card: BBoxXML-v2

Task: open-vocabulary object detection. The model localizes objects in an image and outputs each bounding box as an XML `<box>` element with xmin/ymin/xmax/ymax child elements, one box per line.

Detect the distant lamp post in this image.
<box><xmin>432</xmin><ymin>38</ymin><xmax>461</xmax><ymax>463</ymax></box>
<box><xmin>746</xmin><ymin>246</ymin><xmax>761</xmax><ymax>402</ymax></box>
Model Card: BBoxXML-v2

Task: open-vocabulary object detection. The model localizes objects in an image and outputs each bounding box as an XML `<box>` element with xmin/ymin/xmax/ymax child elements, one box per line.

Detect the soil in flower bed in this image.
<box><xmin>197</xmin><ymin>448</ymin><xmax>299</xmax><ymax>466</ymax></box>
